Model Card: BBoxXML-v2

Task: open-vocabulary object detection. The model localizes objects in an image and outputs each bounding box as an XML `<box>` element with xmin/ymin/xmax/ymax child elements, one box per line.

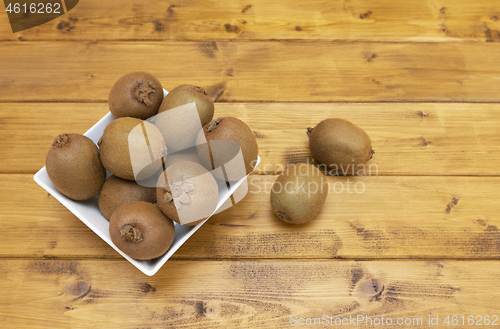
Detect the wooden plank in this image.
<box><xmin>0</xmin><ymin>258</ymin><xmax>499</xmax><ymax>328</ymax></box>
<box><xmin>0</xmin><ymin>103</ymin><xmax>108</xmax><ymax>173</ymax></box>
<box><xmin>3</xmin><ymin>174</ymin><xmax>500</xmax><ymax>259</ymax></box>
<box><xmin>1</xmin><ymin>102</ymin><xmax>499</xmax><ymax>175</ymax></box>
<box><xmin>2</xmin><ymin>0</ymin><xmax>500</xmax><ymax>42</ymax></box>
<box><xmin>1</xmin><ymin>41</ymin><xmax>500</xmax><ymax>102</ymax></box>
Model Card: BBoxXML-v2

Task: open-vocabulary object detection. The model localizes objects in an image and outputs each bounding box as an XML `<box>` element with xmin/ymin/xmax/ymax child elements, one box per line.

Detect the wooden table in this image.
<box><xmin>1</xmin><ymin>0</ymin><xmax>500</xmax><ymax>327</ymax></box>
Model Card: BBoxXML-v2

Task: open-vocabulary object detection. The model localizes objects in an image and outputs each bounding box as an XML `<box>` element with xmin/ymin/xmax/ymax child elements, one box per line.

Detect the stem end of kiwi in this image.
<box><xmin>196</xmin><ymin>86</ymin><xmax>208</xmax><ymax>96</ymax></box>
<box><xmin>207</xmin><ymin>117</ymin><xmax>223</xmax><ymax>133</ymax></box>
<box><xmin>277</xmin><ymin>211</ymin><xmax>292</xmax><ymax>223</ymax></box>
<box><xmin>164</xmin><ymin>191</ymin><xmax>173</xmax><ymax>203</ymax></box>
<box><xmin>53</xmin><ymin>133</ymin><xmax>69</xmax><ymax>147</ymax></box>
<box><xmin>120</xmin><ymin>224</ymin><xmax>143</xmax><ymax>243</ymax></box>
<box><xmin>132</xmin><ymin>80</ymin><xmax>156</xmax><ymax>106</ymax></box>
<box><xmin>306</xmin><ymin>128</ymin><xmax>313</xmax><ymax>138</ymax></box>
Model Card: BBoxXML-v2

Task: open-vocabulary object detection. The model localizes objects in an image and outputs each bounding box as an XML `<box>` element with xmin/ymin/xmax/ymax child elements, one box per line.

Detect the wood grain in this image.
<box><xmin>4</xmin><ymin>174</ymin><xmax>499</xmax><ymax>259</ymax></box>
<box><xmin>2</xmin><ymin>102</ymin><xmax>499</xmax><ymax>175</ymax></box>
<box><xmin>2</xmin><ymin>41</ymin><xmax>500</xmax><ymax>102</ymax></box>
<box><xmin>1</xmin><ymin>0</ymin><xmax>499</xmax><ymax>325</ymax></box>
<box><xmin>2</xmin><ymin>0</ymin><xmax>500</xmax><ymax>42</ymax></box>
<box><xmin>0</xmin><ymin>103</ymin><xmax>108</xmax><ymax>173</ymax></box>
<box><xmin>0</xmin><ymin>258</ymin><xmax>498</xmax><ymax>328</ymax></box>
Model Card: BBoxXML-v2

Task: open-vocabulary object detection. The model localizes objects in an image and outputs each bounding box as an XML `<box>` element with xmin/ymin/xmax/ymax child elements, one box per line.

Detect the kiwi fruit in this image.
<box><xmin>162</xmin><ymin>149</ymin><xmax>203</xmax><ymax>169</ymax></box>
<box><xmin>109</xmin><ymin>201</ymin><xmax>175</xmax><ymax>260</ymax></box>
<box><xmin>98</xmin><ymin>175</ymin><xmax>157</xmax><ymax>220</ymax></box>
<box><xmin>307</xmin><ymin>118</ymin><xmax>373</xmax><ymax>171</ymax></box>
<box><xmin>270</xmin><ymin>163</ymin><xmax>328</xmax><ymax>224</ymax></box>
<box><xmin>45</xmin><ymin>133</ymin><xmax>106</xmax><ymax>200</ymax></box>
<box><xmin>158</xmin><ymin>84</ymin><xmax>214</xmax><ymax>126</ymax></box>
<box><xmin>98</xmin><ymin>117</ymin><xmax>166</xmax><ymax>181</ymax></box>
<box><xmin>196</xmin><ymin>117</ymin><xmax>258</xmax><ymax>181</ymax></box>
<box><xmin>157</xmin><ymin>161</ymin><xmax>219</xmax><ymax>226</ymax></box>
<box><xmin>108</xmin><ymin>72</ymin><xmax>164</xmax><ymax>120</ymax></box>
<box><xmin>155</xmin><ymin>84</ymin><xmax>214</xmax><ymax>153</ymax></box>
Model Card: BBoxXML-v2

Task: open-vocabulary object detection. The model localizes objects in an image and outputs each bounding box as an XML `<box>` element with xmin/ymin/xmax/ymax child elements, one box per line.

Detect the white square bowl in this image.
<box><xmin>33</xmin><ymin>92</ymin><xmax>260</xmax><ymax>276</ymax></box>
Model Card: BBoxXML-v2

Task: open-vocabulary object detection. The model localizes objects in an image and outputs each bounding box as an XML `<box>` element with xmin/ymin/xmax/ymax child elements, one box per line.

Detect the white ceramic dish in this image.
<box><xmin>33</xmin><ymin>90</ymin><xmax>260</xmax><ymax>276</ymax></box>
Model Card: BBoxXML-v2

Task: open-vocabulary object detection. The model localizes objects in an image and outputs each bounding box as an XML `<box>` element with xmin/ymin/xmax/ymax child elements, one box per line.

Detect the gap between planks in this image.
<box><xmin>5</xmin><ymin>99</ymin><xmax>500</xmax><ymax>104</ymax></box>
<box><xmin>4</xmin><ymin>39</ymin><xmax>499</xmax><ymax>43</ymax></box>
<box><xmin>3</xmin><ymin>172</ymin><xmax>500</xmax><ymax>177</ymax></box>
<box><xmin>1</xmin><ymin>256</ymin><xmax>500</xmax><ymax>262</ymax></box>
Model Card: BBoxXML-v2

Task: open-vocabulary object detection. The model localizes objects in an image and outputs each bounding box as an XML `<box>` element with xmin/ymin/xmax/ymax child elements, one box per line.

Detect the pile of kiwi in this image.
<box><xmin>270</xmin><ymin>118</ymin><xmax>374</xmax><ymax>224</ymax></box>
<box><xmin>44</xmin><ymin>71</ymin><xmax>259</xmax><ymax>261</ymax></box>
<box><xmin>44</xmin><ymin>70</ymin><xmax>376</xmax><ymax>260</ymax></box>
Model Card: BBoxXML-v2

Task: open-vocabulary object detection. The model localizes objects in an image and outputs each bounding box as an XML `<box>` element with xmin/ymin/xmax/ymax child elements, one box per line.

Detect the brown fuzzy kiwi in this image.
<box><xmin>156</xmin><ymin>161</ymin><xmax>218</xmax><ymax>226</ymax></box>
<box><xmin>98</xmin><ymin>117</ymin><xmax>166</xmax><ymax>181</ymax></box>
<box><xmin>158</xmin><ymin>84</ymin><xmax>214</xmax><ymax>126</ymax></box>
<box><xmin>162</xmin><ymin>149</ymin><xmax>203</xmax><ymax>169</ymax></box>
<box><xmin>270</xmin><ymin>163</ymin><xmax>328</xmax><ymax>224</ymax></box>
<box><xmin>98</xmin><ymin>175</ymin><xmax>157</xmax><ymax>220</ymax></box>
<box><xmin>196</xmin><ymin>117</ymin><xmax>258</xmax><ymax>181</ymax></box>
<box><xmin>109</xmin><ymin>201</ymin><xmax>175</xmax><ymax>260</ymax></box>
<box><xmin>108</xmin><ymin>72</ymin><xmax>164</xmax><ymax>120</ymax></box>
<box><xmin>46</xmin><ymin>133</ymin><xmax>106</xmax><ymax>200</ymax></box>
<box><xmin>307</xmin><ymin>118</ymin><xmax>373</xmax><ymax>172</ymax></box>
<box><xmin>155</xmin><ymin>84</ymin><xmax>214</xmax><ymax>153</ymax></box>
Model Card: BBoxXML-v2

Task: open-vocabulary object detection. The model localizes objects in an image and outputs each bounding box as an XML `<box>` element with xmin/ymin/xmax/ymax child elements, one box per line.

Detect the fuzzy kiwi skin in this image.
<box><xmin>98</xmin><ymin>117</ymin><xmax>166</xmax><ymax>181</ymax></box>
<box><xmin>163</xmin><ymin>149</ymin><xmax>203</xmax><ymax>169</ymax></box>
<box><xmin>270</xmin><ymin>164</ymin><xmax>328</xmax><ymax>224</ymax></box>
<box><xmin>308</xmin><ymin>118</ymin><xmax>373</xmax><ymax>171</ymax></box>
<box><xmin>155</xmin><ymin>84</ymin><xmax>214</xmax><ymax>153</ymax></box>
<box><xmin>196</xmin><ymin>117</ymin><xmax>258</xmax><ymax>180</ymax></box>
<box><xmin>156</xmin><ymin>161</ymin><xmax>218</xmax><ymax>226</ymax></box>
<box><xmin>108</xmin><ymin>72</ymin><xmax>164</xmax><ymax>120</ymax></box>
<box><xmin>109</xmin><ymin>201</ymin><xmax>175</xmax><ymax>260</ymax></box>
<box><xmin>46</xmin><ymin>133</ymin><xmax>106</xmax><ymax>200</ymax></box>
<box><xmin>98</xmin><ymin>175</ymin><xmax>157</xmax><ymax>220</ymax></box>
<box><xmin>158</xmin><ymin>84</ymin><xmax>214</xmax><ymax>126</ymax></box>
